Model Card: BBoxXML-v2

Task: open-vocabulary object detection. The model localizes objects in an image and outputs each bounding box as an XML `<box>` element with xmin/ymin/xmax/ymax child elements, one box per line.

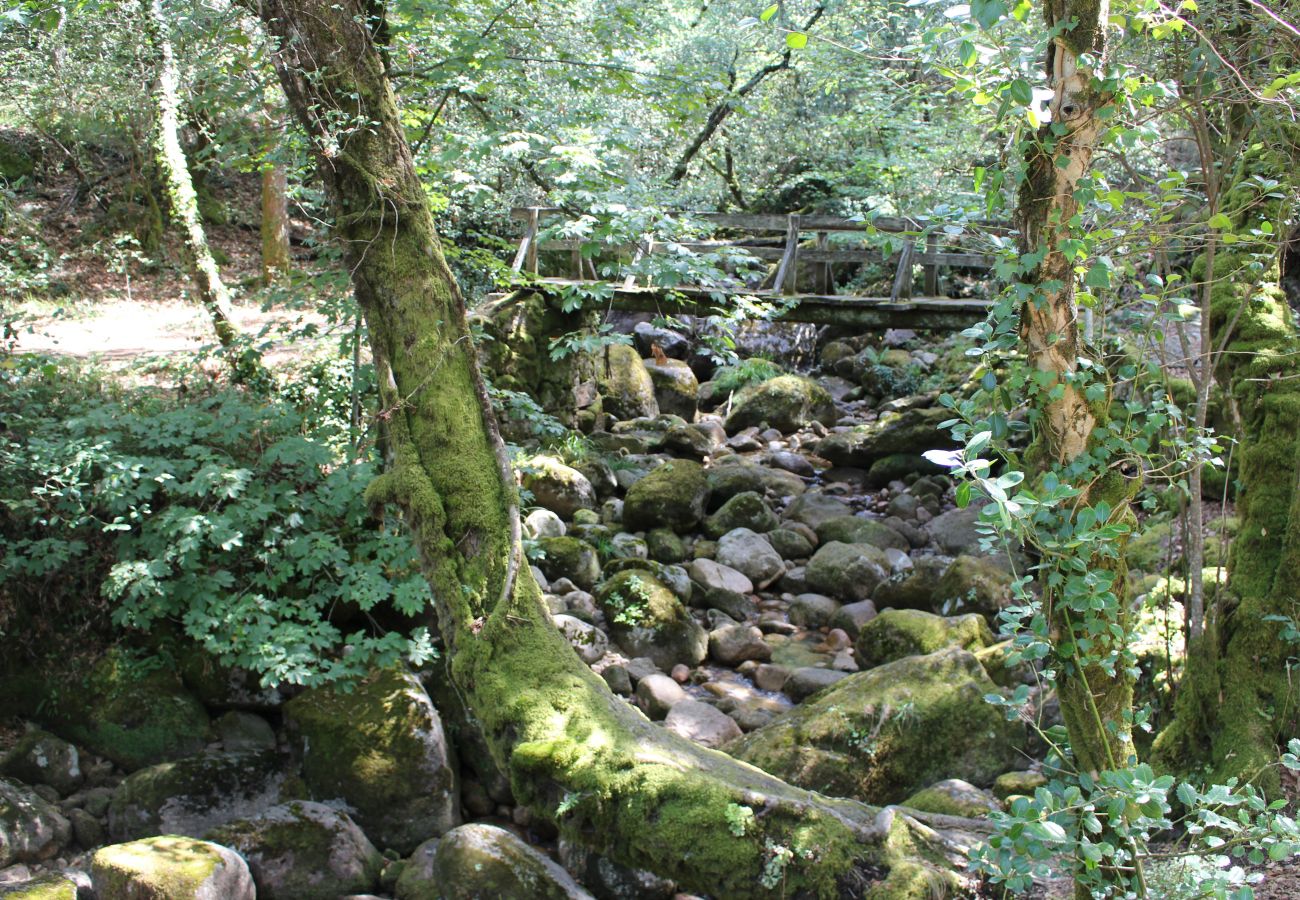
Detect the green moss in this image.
<box><xmin>703</xmin><ymin>491</ymin><xmax>778</xmax><ymax>539</ymax></box>
<box><xmin>902</xmin><ymin>782</ymin><xmax>996</xmax><ymax>818</ymax></box>
<box><xmin>992</xmin><ymin>770</ymin><xmax>1047</xmax><ymax>800</ymax></box>
<box><xmin>0</xmin><ymin>875</ymin><xmax>79</xmax><ymax>899</ymax></box>
<box><xmin>534</xmin><ymin>536</ymin><xmax>602</xmax><ymax>591</ymax></box>
<box><xmin>856</xmin><ymin>609</ymin><xmax>993</xmax><ymax>667</ymax></box>
<box><xmin>723</xmin><ymin>375</ymin><xmax>836</xmax><ymax>434</ymax></box>
<box><xmin>621</xmin><ymin>459</ymin><xmax>709</xmax><ymax>534</ymax></box>
<box><xmin>91</xmin><ymin>836</ymin><xmax>227</xmax><ymax>897</ymax></box>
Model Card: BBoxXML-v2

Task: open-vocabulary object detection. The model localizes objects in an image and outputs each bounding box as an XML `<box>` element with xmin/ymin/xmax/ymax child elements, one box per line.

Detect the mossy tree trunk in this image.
<box><xmin>1015</xmin><ymin>0</ymin><xmax>1137</xmax><ymax>779</ymax></box>
<box><xmin>1152</xmin><ymin>133</ymin><xmax>1300</xmax><ymax>795</ymax></box>
<box><xmin>142</xmin><ymin>0</ymin><xmax>239</xmax><ymax>349</ymax></box>
<box><xmin>248</xmin><ymin>0</ymin><xmax>964</xmax><ymax>894</ymax></box>
<box><xmin>260</xmin><ymin>160</ymin><xmax>291</xmax><ymax>283</ymax></box>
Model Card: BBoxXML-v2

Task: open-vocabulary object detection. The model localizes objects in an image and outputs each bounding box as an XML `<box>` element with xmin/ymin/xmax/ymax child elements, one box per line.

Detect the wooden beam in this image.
<box><xmin>890</xmin><ymin>241</ymin><xmax>916</xmax><ymax>302</ymax></box>
<box><xmin>773</xmin><ymin>215</ymin><xmax>801</xmax><ymax>295</ymax></box>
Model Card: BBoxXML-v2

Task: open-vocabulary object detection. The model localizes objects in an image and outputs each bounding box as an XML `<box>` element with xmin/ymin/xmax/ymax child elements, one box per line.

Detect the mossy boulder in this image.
<box><xmin>646</xmin><ymin>527</ymin><xmax>688</xmax><ymax>563</ymax></box>
<box><xmin>596</xmin><ymin>570</ymin><xmax>707</xmax><ymax>669</ymax></box>
<box><xmin>855</xmin><ymin>609</ymin><xmax>993</xmax><ymax>668</ymax></box>
<box><xmin>0</xmin><ymin>730</ymin><xmax>82</xmax><ymax>796</ymax></box>
<box><xmin>932</xmin><ymin>555</ymin><xmax>1013</xmax><ymax>618</ymax></box>
<box><xmin>283</xmin><ymin>668</ymin><xmax>459</xmax><ymax>855</ymax></box>
<box><xmin>817</xmin><ymin>406</ymin><xmax>958</xmax><ymax>467</ymax></box>
<box><xmin>643</xmin><ymin>357</ymin><xmax>699</xmax><ymax>420</ymax></box>
<box><xmin>522</xmin><ymin>456</ymin><xmax>598</xmax><ymax>519</ymax></box>
<box><xmin>107</xmin><ymin>750</ymin><xmax>287</xmax><ymax>842</ymax></box>
<box><xmin>0</xmin><ymin>875</ymin><xmax>79</xmax><ymax>899</ymax></box>
<box><xmin>727</xmin><ymin>648</ymin><xmax>1024</xmax><ymax>804</ymax></box>
<box><xmin>992</xmin><ymin>770</ymin><xmax>1047</xmax><ymax>800</ymax></box>
<box><xmin>534</xmin><ymin>536</ymin><xmax>602</xmax><ymax>591</ymax></box>
<box><xmin>782</xmin><ymin>492</ymin><xmax>853</xmax><ymax>530</ymax></box>
<box><xmin>705</xmin><ymin>458</ymin><xmax>807</xmax><ymax>504</ymax></box>
<box><xmin>428</xmin><ymin>824</ymin><xmax>594</xmax><ymax>899</ymax></box>
<box><xmin>0</xmin><ymin>777</ymin><xmax>71</xmax><ymax>866</ymax></box>
<box><xmin>621</xmin><ymin>459</ymin><xmax>709</xmax><ymax>534</ymax></box>
<box><xmin>723</xmin><ymin>375</ymin><xmax>836</xmax><ymax>434</ymax></box>
<box><xmin>804</xmin><ymin>541</ymin><xmax>889</xmax><ymax>602</ymax></box>
<box><xmin>206</xmin><ymin>801</ymin><xmax>383</xmax><ymax>899</ymax></box>
<box><xmin>599</xmin><ymin>343</ymin><xmax>659</xmax><ymax>421</ymax></box>
<box><xmin>813</xmin><ymin>516</ymin><xmax>909</xmax><ymax>553</ymax></box>
<box><xmin>91</xmin><ymin>836</ymin><xmax>254</xmax><ymax>899</ymax></box>
<box><xmin>872</xmin><ymin>556</ymin><xmax>952</xmax><ymax>612</ymax></box>
<box><xmin>177</xmin><ymin>648</ymin><xmax>286</xmax><ymax>711</ymax></box>
<box><xmin>703</xmin><ymin>491</ymin><xmax>779</xmax><ymax>538</ymax></box>
<box><xmin>865</xmin><ymin>453</ymin><xmax>945</xmax><ymax>488</ymax></box>
<box><xmin>902</xmin><ymin>778</ymin><xmax>999</xmax><ymax>818</ymax></box>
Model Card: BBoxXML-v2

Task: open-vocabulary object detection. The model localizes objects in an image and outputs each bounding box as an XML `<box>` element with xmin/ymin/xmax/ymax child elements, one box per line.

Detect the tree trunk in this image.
<box><xmin>142</xmin><ymin>0</ymin><xmax>239</xmax><ymax>349</ymax></box>
<box><xmin>260</xmin><ymin>162</ymin><xmax>291</xmax><ymax>283</ymax></box>
<box><xmin>248</xmin><ymin>0</ymin><xmax>966</xmax><ymax>894</ymax></box>
<box><xmin>1152</xmin><ymin>133</ymin><xmax>1300</xmax><ymax>796</ymax></box>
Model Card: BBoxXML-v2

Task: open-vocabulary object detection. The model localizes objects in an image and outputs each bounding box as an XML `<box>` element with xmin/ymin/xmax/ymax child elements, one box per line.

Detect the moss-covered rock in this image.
<box><xmin>107</xmin><ymin>750</ymin><xmax>286</xmax><ymax>841</ymax></box>
<box><xmin>817</xmin><ymin>406</ymin><xmax>958</xmax><ymax>467</ymax></box>
<box><xmin>283</xmin><ymin>668</ymin><xmax>459</xmax><ymax>855</ymax></box>
<box><xmin>804</xmin><ymin>541</ymin><xmax>889</xmax><ymax>602</ymax></box>
<box><xmin>992</xmin><ymin>770</ymin><xmax>1047</xmax><ymax>801</ymax></box>
<box><xmin>705</xmin><ymin>458</ymin><xmax>807</xmax><ymax>504</ymax></box>
<box><xmin>600</xmin><ymin>343</ymin><xmax>659</xmax><ymax>421</ymax></box>
<box><xmin>782</xmin><ymin>492</ymin><xmax>852</xmax><ymax>530</ymax></box>
<box><xmin>92</xmin><ymin>836</ymin><xmax>254</xmax><ymax>899</ymax></box>
<box><xmin>430</xmin><ymin>824</ymin><xmax>594</xmax><ymax>899</ymax></box>
<box><xmin>872</xmin><ymin>556</ymin><xmax>952</xmax><ymax>612</ymax></box>
<box><xmin>0</xmin><ymin>777</ymin><xmax>71</xmax><ymax>866</ymax></box>
<box><xmin>0</xmin><ymin>875</ymin><xmax>79</xmax><ymax>899</ymax></box>
<box><xmin>534</xmin><ymin>536</ymin><xmax>602</xmax><ymax>591</ymax></box>
<box><xmin>522</xmin><ymin>455</ymin><xmax>599</xmax><ymax>519</ymax></box>
<box><xmin>596</xmin><ymin>570</ymin><xmax>707</xmax><ymax>670</ymax></box>
<box><xmin>703</xmin><ymin>491</ymin><xmax>779</xmax><ymax>539</ymax></box>
<box><xmin>902</xmin><ymin>779</ymin><xmax>999</xmax><ymax>818</ymax></box>
<box><xmin>932</xmin><ymin>555</ymin><xmax>1013</xmax><ymax>618</ymax></box>
<box><xmin>0</xmin><ymin>730</ymin><xmax>82</xmax><ymax>796</ymax></box>
<box><xmin>177</xmin><ymin>648</ymin><xmax>286</xmax><ymax>711</ymax></box>
<box><xmin>643</xmin><ymin>357</ymin><xmax>698</xmax><ymax>420</ymax></box>
<box><xmin>621</xmin><ymin>459</ymin><xmax>709</xmax><ymax>534</ymax></box>
<box><xmin>206</xmin><ymin>800</ymin><xmax>383</xmax><ymax>899</ymax></box>
<box><xmin>646</xmin><ymin>527</ymin><xmax>688</xmax><ymax>563</ymax></box>
<box><xmin>723</xmin><ymin>375</ymin><xmax>836</xmax><ymax>434</ymax></box>
<box><xmin>728</xmin><ymin>648</ymin><xmax>1023</xmax><ymax>804</ymax></box>
<box><xmin>855</xmin><ymin>609</ymin><xmax>993</xmax><ymax>667</ymax></box>
<box><xmin>814</xmin><ymin>516</ymin><xmax>909</xmax><ymax>553</ymax></box>
<box><xmin>865</xmin><ymin>453</ymin><xmax>946</xmax><ymax>488</ymax></box>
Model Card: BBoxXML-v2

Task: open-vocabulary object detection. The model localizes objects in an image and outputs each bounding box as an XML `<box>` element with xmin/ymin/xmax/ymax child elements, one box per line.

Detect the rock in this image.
<box><xmin>621</xmin><ymin>460</ymin><xmax>710</xmax><ymax>534</ymax></box>
<box><xmin>643</xmin><ymin>357</ymin><xmax>698</xmax><ymax>420</ymax></box>
<box><xmin>635</xmin><ymin>674</ymin><xmax>687</xmax><ymax>720</ymax></box>
<box><xmin>686</xmin><ymin>558</ymin><xmax>754</xmax><ymax>621</ymax></box>
<box><xmin>430</xmin><ymin>824</ymin><xmax>593</xmax><ymax>899</ymax></box>
<box><xmin>723</xmin><ymin>375</ymin><xmax>836</xmax><ymax>434</ymax></box>
<box><xmin>68</xmin><ymin>806</ymin><xmax>105</xmax><ymax>848</ymax></box>
<box><xmin>926</xmin><ymin>505</ymin><xmax>987</xmax><ymax>556</ymax></box>
<box><xmin>992</xmin><ymin>770</ymin><xmax>1048</xmax><ymax>800</ymax></box>
<box><xmin>703</xmin><ymin>491</ymin><xmax>778</xmax><ymax>539</ymax></box>
<box><xmin>804</xmin><ymin>542</ymin><xmax>889</xmax><ymax>602</ymax></box>
<box><xmin>865</xmin><ymin>453</ymin><xmax>945</xmax><ymax>488</ymax></box>
<box><xmin>664</xmin><ymin>700</ymin><xmax>742</xmax><ymax>748</ymax></box>
<box><xmin>534</xmin><ymin>536</ymin><xmax>602</xmax><ymax>592</ymax></box>
<box><xmin>817</xmin><ymin>406</ymin><xmax>958</xmax><ymax>468</ymax></box>
<box><xmin>902</xmin><ymin>779</ymin><xmax>999</xmax><ymax>818</ymax></box>
<box><xmin>596</xmin><ymin>570</ymin><xmax>707</xmax><ymax>670</ymax></box>
<box><xmin>0</xmin><ymin>874</ymin><xmax>79</xmax><ymax>898</ymax></box>
<box><xmin>767</xmin><ymin>527</ymin><xmax>815</xmax><ymax>561</ymax></box>
<box><xmin>553</xmin><ymin>614</ymin><xmax>610</xmax><ymax>664</ymax></box>
<box><xmin>708</xmin><ymin>623</ymin><xmax>772</xmax><ymax>666</ymax></box>
<box><xmin>813</xmin><ymin>516</ymin><xmax>909</xmax><ymax>553</ymax></box>
<box><xmin>107</xmin><ymin>750</ymin><xmax>286</xmax><ymax>842</ymax></box>
<box><xmin>633</xmin><ymin>321</ymin><xmax>690</xmax><ymax>359</ymax></box>
<box><xmin>0</xmin><ymin>731</ymin><xmax>82</xmax><ymax>796</ymax></box>
<box><xmin>557</xmin><ymin>837</ymin><xmax>677</xmax><ymax>900</ymax></box>
<box><xmin>645</xmin><ymin>527</ymin><xmax>688</xmax><ymax>563</ymax></box>
<box><xmin>753</xmin><ymin>664</ymin><xmax>791</xmax><ymax>692</ymax></box>
<box><xmin>600</xmin><ymin>343</ymin><xmax>659</xmax><ymax>421</ymax></box>
<box><xmin>871</xmin><ymin>555</ymin><xmax>952</xmax><ymax>612</ymax></box>
<box><xmin>91</xmin><ymin>836</ymin><xmax>254</xmax><ymax>900</ymax></box>
<box><xmin>933</xmin><ymin>555</ymin><xmax>1013</xmax><ymax>618</ymax></box>
<box><xmin>729</xmin><ymin>649</ymin><xmax>1024</xmax><ymax>803</ymax></box>
<box><xmin>624</xmin><ymin>657</ymin><xmax>661</xmax><ymax>683</ymax></box>
<box><xmin>828</xmin><ymin>600</ymin><xmax>878</xmax><ymax>638</ymax></box>
<box><xmin>214</xmin><ymin>712</ymin><xmax>277</xmax><ymax>753</ymax></box>
<box><xmin>206</xmin><ymin>801</ymin><xmax>382</xmax><ymax>899</ymax></box>
<box><xmin>788</xmin><ymin>594</ymin><xmax>841</xmax><ymax>628</ymax></box>
<box><xmin>855</xmin><ymin>609</ymin><xmax>994</xmax><ymax>667</ymax></box>
<box><xmin>524</xmin><ymin>508</ymin><xmax>567</xmax><ymax>539</ymax></box>
<box><xmin>283</xmin><ymin>668</ymin><xmax>459</xmax><ymax>855</ymax></box>
<box><xmin>766</xmin><ymin>450</ymin><xmax>815</xmax><ymax>477</ymax></box>
<box><xmin>782</xmin><ymin>492</ymin><xmax>852</xmax><ymax>530</ymax></box>
<box><xmin>783</xmin><ymin>667</ymin><xmax>849</xmax><ymax>702</ymax></box>
<box><xmin>602</xmin><ymin>558</ymin><xmax>693</xmax><ymax>603</ymax></box>
<box><xmin>714</xmin><ymin>528</ymin><xmax>784</xmax><ymax>588</ymax></box>
<box><xmin>522</xmin><ymin>456</ymin><xmax>598</xmax><ymax>518</ymax></box>
<box><xmin>705</xmin><ymin>458</ymin><xmax>806</xmax><ymax>505</ymax></box>
<box><xmin>0</xmin><ymin>778</ymin><xmax>71</xmax><ymax>866</ymax></box>
<box><xmin>608</xmin><ymin>532</ymin><xmax>648</xmax><ymax>561</ymax></box>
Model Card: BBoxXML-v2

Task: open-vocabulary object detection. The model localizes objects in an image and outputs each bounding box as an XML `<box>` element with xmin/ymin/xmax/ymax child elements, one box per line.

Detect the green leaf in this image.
<box><xmin>971</xmin><ymin>0</ymin><xmax>1008</xmax><ymax>29</ymax></box>
<box><xmin>1008</xmin><ymin>77</ymin><xmax>1033</xmax><ymax>105</ymax></box>
<box><xmin>785</xmin><ymin>31</ymin><xmax>807</xmax><ymax>48</ymax></box>
<box><xmin>759</xmin><ymin>3</ymin><xmax>779</xmax><ymax>21</ymax></box>
<box><xmin>1208</xmin><ymin>212</ymin><xmax>1233</xmax><ymax>230</ymax></box>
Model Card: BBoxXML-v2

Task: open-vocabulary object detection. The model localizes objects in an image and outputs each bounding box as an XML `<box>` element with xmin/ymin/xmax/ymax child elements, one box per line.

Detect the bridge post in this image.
<box><xmin>814</xmin><ymin>231</ymin><xmax>831</xmax><ymax>294</ymax></box>
<box><xmin>890</xmin><ymin>240</ymin><xmax>916</xmax><ymax>302</ymax></box>
<box><xmin>775</xmin><ymin>214</ymin><xmax>801</xmax><ymax>295</ymax></box>
<box><xmin>924</xmin><ymin>233</ymin><xmax>939</xmax><ymax>297</ymax></box>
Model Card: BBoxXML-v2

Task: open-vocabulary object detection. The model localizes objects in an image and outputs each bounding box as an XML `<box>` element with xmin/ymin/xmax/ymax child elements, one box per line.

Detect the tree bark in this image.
<box><xmin>248</xmin><ymin>0</ymin><xmax>966</xmax><ymax>894</ymax></box>
<box><xmin>260</xmin><ymin>162</ymin><xmax>291</xmax><ymax>283</ymax></box>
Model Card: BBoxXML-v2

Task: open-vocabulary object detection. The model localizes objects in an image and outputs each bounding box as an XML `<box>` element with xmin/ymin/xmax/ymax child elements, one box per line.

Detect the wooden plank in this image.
<box><xmin>815</xmin><ymin>231</ymin><xmax>831</xmax><ymax>295</ymax></box>
<box><xmin>511</xmin><ymin>206</ymin><xmax>540</xmax><ymax>273</ymax></box>
<box><xmin>890</xmin><ymin>241</ymin><xmax>916</xmax><ymax>302</ymax></box>
<box><xmin>924</xmin><ymin>233</ymin><xmax>939</xmax><ymax>296</ymax></box>
<box><xmin>535</xmin><ymin>241</ymin><xmax>994</xmax><ymax>268</ymax></box>
<box><xmin>773</xmin><ymin>215</ymin><xmax>801</xmax><ymax>295</ymax></box>
<box><xmin>525</xmin><ymin>207</ymin><xmax>541</xmax><ymax>274</ymax></box>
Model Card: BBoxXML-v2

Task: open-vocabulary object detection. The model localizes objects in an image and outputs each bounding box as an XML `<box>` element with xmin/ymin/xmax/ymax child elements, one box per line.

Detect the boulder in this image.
<box><xmin>0</xmin><ymin>778</ymin><xmax>71</xmax><ymax>866</ymax></box>
<box><xmin>926</xmin><ymin>505</ymin><xmax>987</xmax><ymax>556</ymax></box>
<box><xmin>558</xmin><ymin>837</ymin><xmax>677</xmax><ymax>900</ymax></box>
<box><xmin>813</xmin><ymin>516</ymin><xmax>909</xmax><ymax>553</ymax></box>
<box><xmin>703</xmin><ymin>491</ymin><xmax>778</xmax><ymax>539</ymax></box>
<box><xmin>643</xmin><ymin>357</ymin><xmax>698</xmax><ymax>420</ymax></box>
<box><xmin>107</xmin><ymin>750</ymin><xmax>286</xmax><ymax>842</ymax></box>
<box><xmin>767</xmin><ymin>527</ymin><xmax>815</xmax><ymax>560</ymax></box>
<box><xmin>0</xmin><ymin>874</ymin><xmax>80</xmax><ymax>898</ymax></box>
<box><xmin>534</xmin><ymin>536</ymin><xmax>602</xmax><ymax>591</ymax></box>
<box><xmin>664</xmin><ymin>700</ymin><xmax>742</xmax><ymax>748</ymax></box>
<box><xmin>933</xmin><ymin>555</ymin><xmax>1014</xmax><ymax>618</ymax></box>
<box><xmin>708</xmin><ymin>623</ymin><xmax>772</xmax><ymax>666</ymax></box>
<box><xmin>872</xmin><ymin>556</ymin><xmax>952</xmax><ymax>612</ymax></box>
<box><xmin>524</xmin><ymin>508</ymin><xmax>567</xmax><ymax>539</ymax></box>
<box><xmin>206</xmin><ymin>801</ymin><xmax>383</xmax><ymax>899</ymax></box>
<box><xmin>902</xmin><ymin>779</ymin><xmax>999</xmax><ymax>818</ymax></box>
<box><xmin>782</xmin><ymin>492</ymin><xmax>853</xmax><ymax>530</ymax></box>
<box><xmin>635</xmin><ymin>674</ymin><xmax>687</xmax><ymax>720</ymax></box>
<box><xmin>715</xmin><ymin>528</ymin><xmax>785</xmax><ymax>588</ymax></box>
<box><xmin>596</xmin><ymin>570</ymin><xmax>707</xmax><ymax>670</ymax></box>
<box><xmin>91</xmin><ymin>836</ymin><xmax>254</xmax><ymax>900</ymax></box>
<box><xmin>855</xmin><ymin>609</ymin><xmax>994</xmax><ymax>668</ymax></box>
<box><xmin>522</xmin><ymin>456</ymin><xmax>598</xmax><ymax>518</ymax></box>
<box><xmin>0</xmin><ymin>730</ymin><xmax>82</xmax><ymax>796</ymax></box>
<box><xmin>645</xmin><ymin>527</ymin><xmax>687</xmax><ymax>563</ymax></box>
<box><xmin>828</xmin><ymin>600</ymin><xmax>878</xmax><ymax>639</ymax></box>
<box><xmin>804</xmin><ymin>542</ymin><xmax>889</xmax><ymax>602</ymax></box>
<box><xmin>993</xmin><ymin>770</ymin><xmax>1048</xmax><ymax>801</ymax></box>
<box><xmin>599</xmin><ymin>343</ymin><xmax>659</xmax><ymax>421</ymax></box>
<box><xmin>430</xmin><ymin>824</ymin><xmax>594</xmax><ymax>899</ymax></box>
<box><xmin>723</xmin><ymin>375</ymin><xmax>836</xmax><ymax>434</ymax></box>
<box><xmin>283</xmin><ymin>668</ymin><xmax>459</xmax><ymax>854</ymax></box>
<box><xmin>817</xmin><ymin>406</ymin><xmax>958</xmax><ymax>467</ymax></box>
<box><xmin>394</xmin><ymin>836</ymin><xmax>440</xmax><ymax>899</ymax></box>
<box><xmin>553</xmin><ymin>614</ymin><xmax>610</xmax><ymax>664</ymax></box>
<box><xmin>214</xmin><ymin>711</ymin><xmax>277</xmax><ymax>753</ymax></box>
<box><xmin>686</xmin><ymin>558</ymin><xmax>754</xmax><ymax>621</ymax></box>
<box><xmin>728</xmin><ymin>649</ymin><xmax>1024</xmax><ymax>803</ymax></box>
<box><xmin>705</xmin><ymin>459</ymin><xmax>806</xmax><ymax>504</ymax></box>
<box><xmin>788</xmin><ymin>594</ymin><xmax>841</xmax><ymax>628</ymax></box>
<box><xmin>621</xmin><ymin>460</ymin><xmax>709</xmax><ymax>534</ymax></box>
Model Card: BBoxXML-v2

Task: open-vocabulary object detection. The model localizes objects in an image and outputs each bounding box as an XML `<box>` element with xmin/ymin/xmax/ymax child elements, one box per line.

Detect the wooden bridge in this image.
<box><xmin>494</xmin><ymin>207</ymin><xmax>1002</xmax><ymax>330</ymax></box>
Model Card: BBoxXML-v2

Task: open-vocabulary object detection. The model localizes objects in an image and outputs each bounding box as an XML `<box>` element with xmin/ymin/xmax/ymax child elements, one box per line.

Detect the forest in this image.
<box><xmin>1</xmin><ymin>0</ymin><xmax>1299</xmax><ymax>896</ymax></box>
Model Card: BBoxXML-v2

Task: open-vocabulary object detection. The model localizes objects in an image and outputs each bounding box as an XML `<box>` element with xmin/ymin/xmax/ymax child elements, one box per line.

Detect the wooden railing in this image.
<box><xmin>507</xmin><ymin>206</ymin><xmax>1001</xmax><ymax>302</ymax></box>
